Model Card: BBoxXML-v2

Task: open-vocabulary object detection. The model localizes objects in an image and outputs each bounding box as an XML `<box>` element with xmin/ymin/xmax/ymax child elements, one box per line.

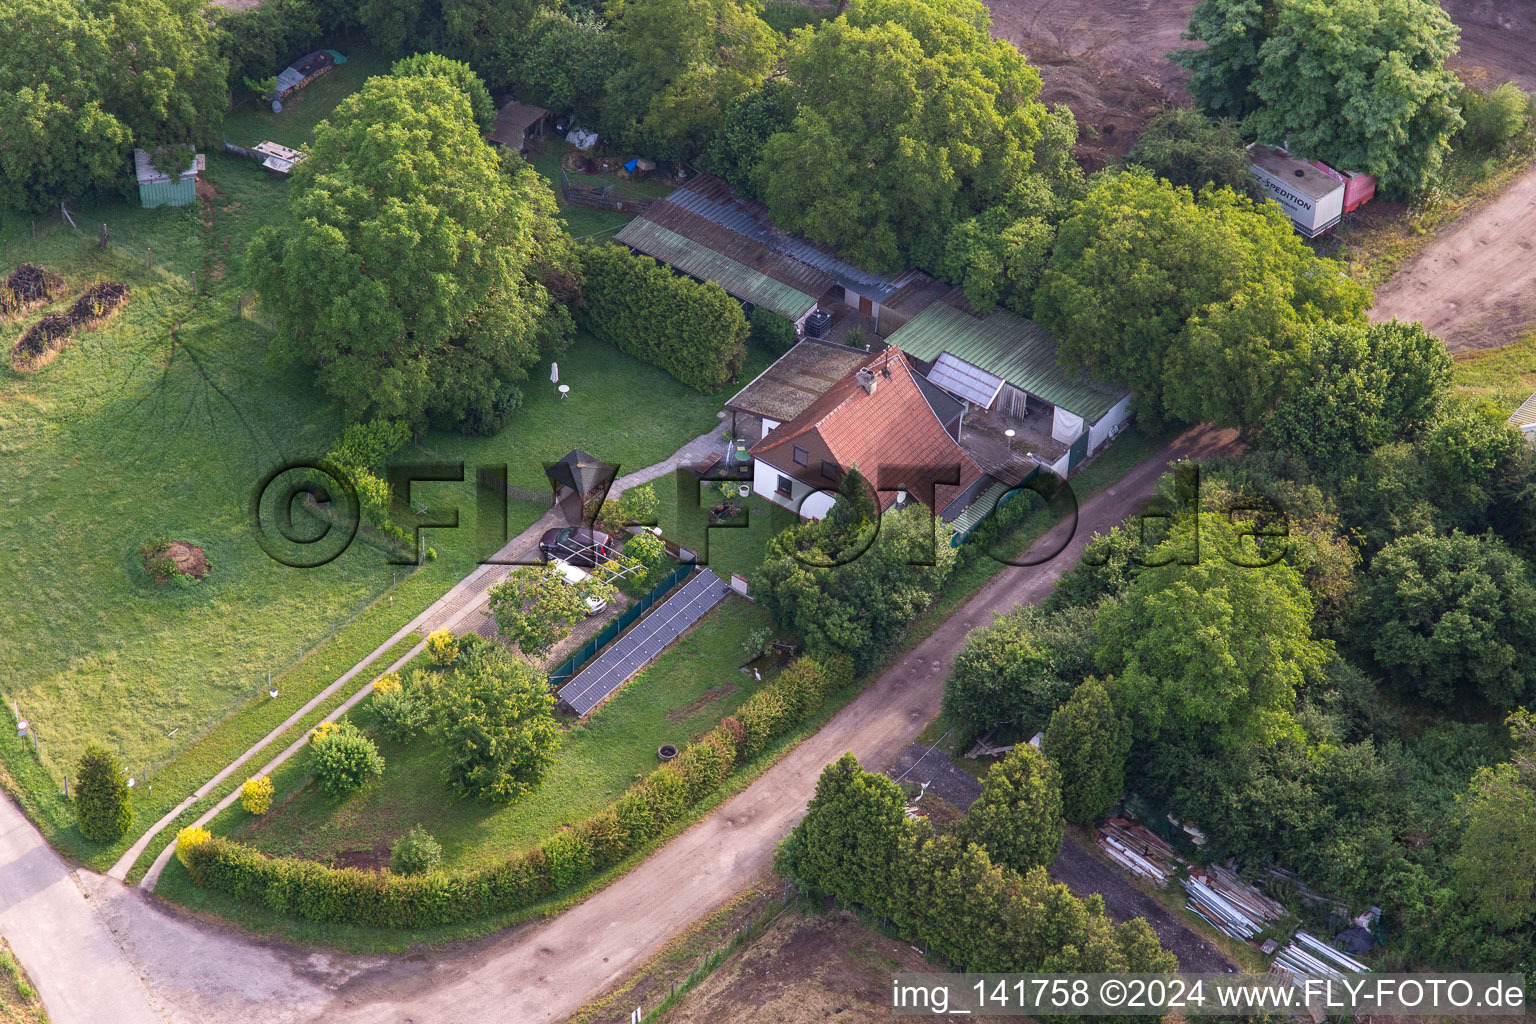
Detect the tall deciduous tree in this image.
<box><xmin>1173</xmin><ymin>0</ymin><xmax>1464</xmax><ymax>196</ymax></box>
<box><xmin>602</xmin><ymin>0</ymin><xmax>780</xmax><ymax>161</ymax></box>
<box><xmin>1453</xmin><ymin>710</ymin><xmax>1536</xmax><ymax>930</ymax></box>
<box><xmin>1045</xmin><ymin>677</ymin><xmax>1131</xmax><ymax>823</ymax></box>
<box><xmin>774</xmin><ymin>752</ymin><xmax>907</xmax><ymax>907</ymax></box>
<box><xmin>959</xmin><ymin>745</ymin><xmax>1064</xmax><ymax>874</ymax></box>
<box><xmin>1095</xmin><ymin>514</ymin><xmax>1328</xmax><ymax>750</ymax></box>
<box><xmin>246</xmin><ymin>73</ymin><xmax>575</xmax><ymax>430</ymax></box>
<box><xmin>754</xmin><ymin>0</ymin><xmax>1061</xmax><ymax>272</ymax></box>
<box><xmin>391</xmin><ymin>53</ymin><xmax>495</xmax><ymax>131</ymax></box>
<box><xmin>1034</xmin><ymin>169</ymin><xmax>1367</xmax><ymax>428</ymax></box>
<box><xmin>942</xmin><ymin>605</ymin><xmax>1097</xmax><ymax>744</ymax></box>
<box><xmin>99</xmin><ymin>0</ymin><xmax>228</xmax><ymax>148</ymax></box>
<box><xmin>1261</xmin><ymin>319</ymin><xmax>1453</xmax><ymax>468</ymax></box>
<box><xmin>1126</xmin><ymin>109</ymin><xmax>1264</xmax><ymax>198</ymax></box>
<box><xmin>1353</xmin><ymin>530</ymin><xmax>1536</xmax><ymax>707</ymax></box>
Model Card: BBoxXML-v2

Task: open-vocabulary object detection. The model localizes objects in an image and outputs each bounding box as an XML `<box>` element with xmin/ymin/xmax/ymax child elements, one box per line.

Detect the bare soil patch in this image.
<box><xmin>1370</xmin><ymin>164</ymin><xmax>1536</xmax><ymax>351</ymax></box>
<box><xmin>662</xmin><ymin>909</ymin><xmax>980</xmax><ymax>1024</ymax></box>
<box><xmin>985</xmin><ymin>0</ymin><xmax>1200</xmax><ymax>169</ymax></box>
<box><xmin>667</xmin><ymin>684</ymin><xmax>732</xmax><ymax>721</ymax></box>
<box><xmin>334</xmin><ymin>844</ymin><xmax>390</xmax><ymax>872</ymax></box>
<box><xmin>0</xmin><ymin>263</ymin><xmax>64</xmax><ymax>320</ymax></box>
<box><xmin>1443</xmin><ymin>0</ymin><xmax>1536</xmax><ymax>91</ymax></box>
<box><xmin>143</xmin><ymin>540</ymin><xmax>210</xmax><ymax>583</ymax></box>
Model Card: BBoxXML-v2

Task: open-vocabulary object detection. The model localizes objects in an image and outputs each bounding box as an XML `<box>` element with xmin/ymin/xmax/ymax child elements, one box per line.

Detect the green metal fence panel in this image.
<box><xmin>547</xmin><ymin>564</ymin><xmax>698</xmax><ymax>687</ymax></box>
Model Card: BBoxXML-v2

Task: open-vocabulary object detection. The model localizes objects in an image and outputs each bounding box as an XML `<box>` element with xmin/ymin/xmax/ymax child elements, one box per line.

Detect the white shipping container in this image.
<box><xmin>1247</xmin><ymin>144</ymin><xmax>1345</xmax><ymax>237</ymax></box>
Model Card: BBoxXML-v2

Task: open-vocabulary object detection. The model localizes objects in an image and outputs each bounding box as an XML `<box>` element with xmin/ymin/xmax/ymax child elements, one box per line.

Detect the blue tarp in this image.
<box><xmin>624</xmin><ymin>158</ymin><xmax>639</xmax><ymax>173</ymax></box>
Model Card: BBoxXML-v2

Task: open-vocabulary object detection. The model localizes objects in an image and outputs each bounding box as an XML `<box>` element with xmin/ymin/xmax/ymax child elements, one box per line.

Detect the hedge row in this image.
<box><xmin>181</xmin><ymin>652</ymin><xmax>854</xmax><ymax>929</ymax></box>
<box><xmin>576</xmin><ymin>243</ymin><xmax>749</xmax><ymax>393</ymax></box>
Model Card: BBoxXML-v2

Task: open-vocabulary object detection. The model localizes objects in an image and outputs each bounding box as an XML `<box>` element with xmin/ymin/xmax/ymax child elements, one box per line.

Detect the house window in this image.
<box><xmin>775</xmin><ymin>474</ymin><xmax>795</xmax><ymax>497</ymax></box>
<box><xmin>821</xmin><ymin>460</ymin><xmax>839</xmax><ymax>481</ymax></box>
<box><xmin>792</xmin><ymin>445</ymin><xmax>809</xmax><ymax>466</ymax></box>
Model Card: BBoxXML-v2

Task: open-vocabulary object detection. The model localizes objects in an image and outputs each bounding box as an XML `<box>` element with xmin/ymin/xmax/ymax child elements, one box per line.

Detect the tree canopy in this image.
<box><xmin>0</xmin><ymin>0</ymin><xmax>224</xmax><ymax>210</ymax></box>
<box><xmin>1353</xmin><ymin>529</ymin><xmax>1536</xmax><ymax>707</ymax></box>
<box><xmin>1034</xmin><ymin>168</ymin><xmax>1368</xmax><ymax>428</ymax></box>
<box><xmin>753</xmin><ymin>0</ymin><xmax>1062</xmax><ymax>272</ymax></box>
<box><xmin>1453</xmin><ymin>710</ymin><xmax>1536</xmax><ymax>931</ymax></box>
<box><xmin>1260</xmin><ymin>319</ymin><xmax>1454</xmax><ymax>468</ymax></box>
<box><xmin>941</xmin><ymin>605</ymin><xmax>1097</xmax><ymax>744</ymax></box>
<box><xmin>246</xmin><ymin>72</ymin><xmax>575</xmax><ymax>431</ymax></box>
<box><xmin>488</xmin><ymin>564</ymin><xmax>616</xmax><ymax>653</ymax></box>
<box><xmin>1095</xmin><ymin>514</ymin><xmax>1329</xmax><ymax>750</ymax></box>
<box><xmin>1125</xmin><ymin>108</ymin><xmax>1264</xmax><ymax>199</ymax></box>
<box><xmin>959</xmin><ymin>745</ymin><xmax>1064</xmax><ymax>874</ymax></box>
<box><xmin>1045</xmin><ymin>677</ymin><xmax>1131</xmax><ymax>823</ymax></box>
<box><xmin>1173</xmin><ymin>0</ymin><xmax>1464</xmax><ymax>196</ymax></box>
<box><xmin>602</xmin><ymin>0</ymin><xmax>781</xmax><ymax>161</ymax></box>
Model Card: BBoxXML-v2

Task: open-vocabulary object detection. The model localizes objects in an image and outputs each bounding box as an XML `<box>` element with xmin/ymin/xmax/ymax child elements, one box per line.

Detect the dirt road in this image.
<box><xmin>1370</xmin><ymin>164</ymin><xmax>1536</xmax><ymax>351</ymax></box>
<box><xmin>984</xmin><ymin>0</ymin><xmax>1198</xmax><ymax>168</ymax></box>
<box><xmin>1443</xmin><ymin>0</ymin><xmax>1536</xmax><ymax>91</ymax></box>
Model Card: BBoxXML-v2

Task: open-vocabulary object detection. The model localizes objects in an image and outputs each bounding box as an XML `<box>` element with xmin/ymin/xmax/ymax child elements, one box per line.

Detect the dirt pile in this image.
<box><xmin>142</xmin><ymin>540</ymin><xmax>210</xmax><ymax>583</ymax></box>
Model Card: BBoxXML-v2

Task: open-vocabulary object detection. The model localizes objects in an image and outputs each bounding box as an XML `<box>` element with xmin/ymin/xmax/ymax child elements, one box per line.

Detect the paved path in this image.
<box><xmin>0</xmin><ymin>790</ymin><xmax>164</xmax><ymax>1024</ymax></box>
<box><xmin>9</xmin><ymin>425</ymin><xmax>1235</xmax><ymax>1024</ymax></box>
<box><xmin>116</xmin><ymin>424</ymin><xmax>727</xmax><ymax>887</ymax></box>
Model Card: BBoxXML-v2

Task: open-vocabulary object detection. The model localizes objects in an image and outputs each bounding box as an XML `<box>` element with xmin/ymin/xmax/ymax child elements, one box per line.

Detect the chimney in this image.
<box><xmin>855</xmin><ymin>367</ymin><xmax>876</xmax><ymax>396</ymax></box>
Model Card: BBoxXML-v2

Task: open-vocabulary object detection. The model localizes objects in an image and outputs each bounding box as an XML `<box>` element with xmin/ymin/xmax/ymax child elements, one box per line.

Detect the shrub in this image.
<box><xmin>577</xmin><ymin>243</ymin><xmax>748</xmax><ymax>392</ymax></box>
<box><xmin>425</xmin><ymin>630</ymin><xmax>459</xmax><ymax>666</ymax></box>
<box><xmin>748</xmin><ymin>306</ymin><xmax>798</xmax><ymax>354</ymax></box>
<box><xmin>391</xmin><ymin>826</ymin><xmax>444</xmax><ymax>875</ymax></box>
<box><xmin>1460</xmin><ymin>82</ymin><xmax>1533</xmax><ymax>154</ymax></box>
<box><xmin>739</xmin><ymin>625</ymin><xmax>774</xmax><ymax>663</ymax></box>
<box><xmin>622</xmin><ymin>531</ymin><xmax>667</xmax><ymax>577</ymax></box>
<box><xmin>309</xmin><ymin>721</ymin><xmax>385</xmax><ymax>797</ymax></box>
<box><xmin>175</xmin><ymin>826</ymin><xmax>212</xmax><ymax>871</ymax></box>
<box><xmin>241</xmin><ymin>776</ymin><xmax>275</xmax><ymax>816</ymax></box>
<box><xmin>372</xmin><ymin>673</ymin><xmax>430</xmax><ymax>742</ymax></box>
<box><xmin>74</xmin><ymin>745</ymin><xmax>132</xmax><ymax>842</ymax></box>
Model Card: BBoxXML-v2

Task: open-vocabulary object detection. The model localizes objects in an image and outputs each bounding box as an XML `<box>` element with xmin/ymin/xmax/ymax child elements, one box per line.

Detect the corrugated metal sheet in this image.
<box><xmin>138</xmin><ymin>178</ymin><xmax>196</xmax><ymax>209</ymax></box>
<box><xmin>885</xmin><ymin>302</ymin><xmax>1129</xmax><ymax>422</ymax></box>
<box><xmin>665</xmin><ymin>175</ymin><xmax>905</xmax><ymax>302</ymax></box>
<box><xmin>928</xmin><ymin>352</ymin><xmax>1005</xmax><ymax>408</ymax></box>
<box><xmin>1510</xmin><ymin>391</ymin><xmax>1536</xmax><ymax>430</ymax></box>
<box><xmin>947</xmin><ymin>478</ymin><xmax>1010</xmax><ymax>538</ymax></box>
<box><xmin>615</xmin><ymin>219</ymin><xmax>817</xmax><ymax>320</ymax></box>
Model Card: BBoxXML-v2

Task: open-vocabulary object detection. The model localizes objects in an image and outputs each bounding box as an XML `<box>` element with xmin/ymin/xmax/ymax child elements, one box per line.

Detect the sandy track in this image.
<box><xmin>1370</xmin><ymin>164</ymin><xmax>1536</xmax><ymax>351</ymax></box>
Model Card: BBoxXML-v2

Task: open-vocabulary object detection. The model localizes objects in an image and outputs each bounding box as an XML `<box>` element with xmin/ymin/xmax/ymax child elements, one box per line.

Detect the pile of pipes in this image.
<box><xmin>1271</xmin><ymin>930</ymin><xmax>1370</xmax><ymax>981</ymax></box>
<box><xmin>1098</xmin><ymin>820</ymin><xmax>1179</xmax><ymax>886</ymax></box>
<box><xmin>1181</xmin><ymin>863</ymin><xmax>1286</xmax><ymax>940</ymax></box>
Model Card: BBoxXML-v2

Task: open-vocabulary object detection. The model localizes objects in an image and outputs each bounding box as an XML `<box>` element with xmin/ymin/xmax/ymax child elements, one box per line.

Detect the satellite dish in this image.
<box><xmin>271</xmin><ymin>99</ymin><xmax>283</xmax><ymax>113</ymax></box>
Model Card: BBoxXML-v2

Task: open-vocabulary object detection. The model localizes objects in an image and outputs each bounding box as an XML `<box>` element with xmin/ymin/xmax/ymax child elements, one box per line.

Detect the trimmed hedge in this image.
<box><xmin>577</xmin><ymin>243</ymin><xmax>748</xmax><ymax>393</ymax></box>
<box><xmin>183</xmin><ymin>653</ymin><xmax>852</xmax><ymax>928</ymax></box>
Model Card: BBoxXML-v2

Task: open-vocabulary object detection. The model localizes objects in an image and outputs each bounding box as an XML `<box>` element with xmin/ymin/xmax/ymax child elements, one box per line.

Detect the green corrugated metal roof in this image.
<box><xmin>886</xmin><ymin>302</ymin><xmax>1129</xmax><ymax>422</ymax></box>
<box><xmin>948</xmin><ymin>479</ymin><xmax>1011</xmax><ymax>539</ymax></box>
<box><xmin>615</xmin><ymin>219</ymin><xmax>817</xmax><ymax>320</ymax></box>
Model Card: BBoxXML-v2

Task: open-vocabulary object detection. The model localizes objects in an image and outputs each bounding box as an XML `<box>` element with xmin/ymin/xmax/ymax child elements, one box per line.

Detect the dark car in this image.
<box><xmin>538</xmin><ymin>527</ymin><xmax>616</xmax><ymax>567</ymax></box>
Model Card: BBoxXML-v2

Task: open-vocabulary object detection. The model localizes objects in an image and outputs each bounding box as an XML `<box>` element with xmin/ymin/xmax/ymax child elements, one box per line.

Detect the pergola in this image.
<box><xmin>545</xmin><ymin>449</ymin><xmax>616</xmax><ymax>523</ymax></box>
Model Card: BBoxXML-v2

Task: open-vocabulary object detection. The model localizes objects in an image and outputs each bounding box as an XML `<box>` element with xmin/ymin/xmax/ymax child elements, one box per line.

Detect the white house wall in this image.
<box><xmin>752</xmin><ymin>459</ymin><xmax>836</xmax><ymax>519</ymax></box>
<box><xmin>1087</xmin><ymin>394</ymin><xmax>1134</xmax><ymax>455</ymax></box>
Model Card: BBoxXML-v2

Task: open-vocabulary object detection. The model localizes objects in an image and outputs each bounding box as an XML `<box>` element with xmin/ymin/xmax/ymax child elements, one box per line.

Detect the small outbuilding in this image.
<box><xmin>134</xmin><ymin>148</ymin><xmax>203</xmax><ymax>209</ymax></box>
<box><xmin>275</xmin><ymin>50</ymin><xmax>345</xmax><ymax>101</ymax></box>
<box><xmin>1510</xmin><ymin>391</ymin><xmax>1536</xmax><ymax>447</ymax></box>
<box><xmin>486</xmin><ymin>100</ymin><xmax>550</xmax><ymax>153</ymax></box>
<box><xmin>546</xmin><ymin>449</ymin><xmax>616</xmax><ymax>521</ymax></box>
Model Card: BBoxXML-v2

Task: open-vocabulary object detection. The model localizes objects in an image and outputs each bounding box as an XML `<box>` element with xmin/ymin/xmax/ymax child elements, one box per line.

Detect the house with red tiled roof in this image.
<box><xmin>748</xmin><ymin>347</ymin><xmax>993</xmax><ymax>522</ymax></box>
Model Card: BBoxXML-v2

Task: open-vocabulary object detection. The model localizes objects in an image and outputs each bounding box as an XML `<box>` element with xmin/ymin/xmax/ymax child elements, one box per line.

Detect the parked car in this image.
<box><xmin>552</xmin><ymin>559</ymin><xmax>608</xmax><ymax>616</ymax></box>
<box><xmin>539</xmin><ymin>526</ymin><xmax>616</xmax><ymax>567</ymax></box>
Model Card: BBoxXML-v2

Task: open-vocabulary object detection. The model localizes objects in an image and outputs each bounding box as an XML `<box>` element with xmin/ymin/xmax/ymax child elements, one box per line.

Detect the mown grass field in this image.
<box><xmin>1453</xmin><ymin>330</ymin><xmax>1536</xmax><ymax>412</ymax></box>
<box><xmin>219</xmin><ymin>597</ymin><xmax>778</xmax><ymax>870</ymax></box>
<box><xmin>0</xmin><ymin>38</ymin><xmax>774</xmax><ymax>867</ymax></box>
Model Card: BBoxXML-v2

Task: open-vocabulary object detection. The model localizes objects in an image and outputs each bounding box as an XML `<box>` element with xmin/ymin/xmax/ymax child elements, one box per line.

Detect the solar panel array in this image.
<box><xmin>558</xmin><ymin>569</ymin><xmax>731</xmax><ymax>716</ymax></box>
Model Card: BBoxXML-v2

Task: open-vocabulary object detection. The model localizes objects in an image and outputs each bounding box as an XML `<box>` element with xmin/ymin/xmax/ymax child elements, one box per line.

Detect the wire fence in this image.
<box><xmin>548</xmin><ymin>563</ymin><xmax>697</xmax><ymax>689</ymax></box>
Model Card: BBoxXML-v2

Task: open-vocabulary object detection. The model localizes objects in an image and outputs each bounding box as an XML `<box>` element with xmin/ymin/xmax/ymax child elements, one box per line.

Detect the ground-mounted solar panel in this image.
<box><xmin>557</xmin><ymin>569</ymin><xmax>731</xmax><ymax>716</ymax></box>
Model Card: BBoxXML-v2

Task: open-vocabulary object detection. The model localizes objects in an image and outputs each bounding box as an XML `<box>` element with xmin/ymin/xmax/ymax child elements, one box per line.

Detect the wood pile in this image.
<box><xmin>1096</xmin><ymin>819</ymin><xmax>1179</xmax><ymax>886</ymax></box>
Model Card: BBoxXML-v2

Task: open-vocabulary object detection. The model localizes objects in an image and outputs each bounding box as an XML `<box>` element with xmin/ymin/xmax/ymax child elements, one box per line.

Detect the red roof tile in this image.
<box><xmin>750</xmin><ymin>347</ymin><xmax>986</xmax><ymax>513</ymax></box>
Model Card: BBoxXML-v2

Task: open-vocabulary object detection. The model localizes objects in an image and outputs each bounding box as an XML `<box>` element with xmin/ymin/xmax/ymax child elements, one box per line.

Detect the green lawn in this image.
<box><xmin>221</xmin><ymin>597</ymin><xmax>777</xmax><ymax>869</ymax></box>
<box><xmin>0</xmin><ymin>44</ymin><xmax>768</xmax><ymax>868</ymax></box>
<box><xmin>221</xmin><ymin>43</ymin><xmax>395</xmax><ymax>150</ymax></box>
<box><xmin>1453</xmin><ymin>331</ymin><xmax>1536</xmax><ymax>412</ymax></box>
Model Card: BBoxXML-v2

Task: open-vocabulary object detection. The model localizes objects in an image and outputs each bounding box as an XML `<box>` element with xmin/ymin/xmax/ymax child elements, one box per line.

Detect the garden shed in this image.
<box><xmin>486</xmin><ymin>100</ymin><xmax>549</xmax><ymax>152</ymax></box>
<box><xmin>134</xmin><ymin>148</ymin><xmax>203</xmax><ymax>209</ymax></box>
